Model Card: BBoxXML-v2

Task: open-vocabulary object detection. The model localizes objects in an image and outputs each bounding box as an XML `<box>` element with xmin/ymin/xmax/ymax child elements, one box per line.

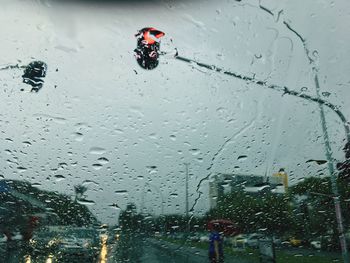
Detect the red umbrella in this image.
<box><xmin>207</xmin><ymin>219</ymin><xmax>239</xmax><ymax>236</ymax></box>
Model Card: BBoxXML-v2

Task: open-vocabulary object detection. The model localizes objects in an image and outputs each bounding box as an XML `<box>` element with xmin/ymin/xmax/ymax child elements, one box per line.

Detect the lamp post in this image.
<box><xmin>174</xmin><ymin>54</ymin><xmax>349</xmax><ymax>262</ymax></box>
<box><xmin>184</xmin><ymin>163</ymin><xmax>192</xmax><ymax>234</ymax></box>
<box><xmin>141</xmin><ymin>182</ymin><xmax>165</xmax><ymax>215</ymax></box>
<box><xmin>184</xmin><ymin>163</ymin><xmax>190</xmax><ymax>218</ymax></box>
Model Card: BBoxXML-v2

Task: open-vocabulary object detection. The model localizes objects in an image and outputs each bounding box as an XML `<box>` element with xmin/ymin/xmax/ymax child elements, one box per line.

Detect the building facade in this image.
<box><xmin>209</xmin><ymin>170</ymin><xmax>288</xmax><ymax>209</ymax></box>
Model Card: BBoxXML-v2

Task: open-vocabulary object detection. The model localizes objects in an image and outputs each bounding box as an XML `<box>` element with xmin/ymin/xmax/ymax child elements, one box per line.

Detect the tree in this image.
<box><xmin>288</xmin><ymin>176</ymin><xmax>350</xmax><ymax>250</ymax></box>
<box><xmin>289</xmin><ymin>177</ymin><xmax>336</xmax><ymax>238</ymax></box>
<box><xmin>1</xmin><ymin>180</ymin><xmax>98</xmax><ymax>228</ymax></box>
<box><xmin>208</xmin><ymin>190</ymin><xmax>292</xmax><ymax>236</ymax></box>
<box><xmin>119</xmin><ymin>203</ymin><xmax>144</xmax><ymax>233</ymax></box>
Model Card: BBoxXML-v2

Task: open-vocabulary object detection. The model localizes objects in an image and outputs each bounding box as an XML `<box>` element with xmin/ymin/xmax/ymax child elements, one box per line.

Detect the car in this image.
<box><xmin>230</xmin><ymin>234</ymin><xmax>248</xmax><ymax>248</ymax></box>
<box><xmin>199</xmin><ymin>234</ymin><xmax>210</xmax><ymax>243</ymax></box>
<box><xmin>0</xmin><ymin>234</ymin><xmax>6</xmax><ymax>242</ymax></box>
<box><xmin>310</xmin><ymin>240</ymin><xmax>321</xmax><ymax>249</ymax></box>
<box><xmin>246</xmin><ymin>233</ymin><xmax>264</xmax><ymax>248</ymax></box>
<box><xmin>173</xmin><ymin>232</ymin><xmax>186</xmax><ymax>240</ymax></box>
<box><xmin>30</xmin><ymin>226</ymin><xmax>99</xmax><ymax>261</ymax></box>
<box><xmin>56</xmin><ymin>227</ymin><xmax>100</xmax><ymax>261</ymax></box>
<box><xmin>188</xmin><ymin>233</ymin><xmax>200</xmax><ymax>242</ymax></box>
<box><xmin>29</xmin><ymin>227</ymin><xmax>66</xmax><ymax>256</ymax></box>
<box><xmin>289</xmin><ymin>237</ymin><xmax>302</xmax><ymax>247</ymax></box>
<box><xmin>154</xmin><ymin>231</ymin><xmax>162</xmax><ymax>238</ymax></box>
<box><xmin>272</xmin><ymin>236</ymin><xmax>282</xmax><ymax>247</ymax></box>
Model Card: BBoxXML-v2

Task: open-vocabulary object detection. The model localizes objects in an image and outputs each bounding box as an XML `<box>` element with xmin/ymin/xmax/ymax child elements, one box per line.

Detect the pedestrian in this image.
<box><xmin>209</xmin><ymin>223</ymin><xmax>224</xmax><ymax>263</ymax></box>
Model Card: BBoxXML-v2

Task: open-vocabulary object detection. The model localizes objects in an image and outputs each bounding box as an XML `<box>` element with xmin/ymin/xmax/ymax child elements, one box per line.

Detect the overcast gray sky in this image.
<box><xmin>1</xmin><ymin>0</ymin><xmax>349</xmax><ymax>225</ymax></box>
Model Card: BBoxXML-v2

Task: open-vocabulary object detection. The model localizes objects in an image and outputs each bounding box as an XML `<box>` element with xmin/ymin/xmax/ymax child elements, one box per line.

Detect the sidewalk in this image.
<box><xmin>148</xmin><ymin>238</ymin><xmax>256</xmax><ymax>263</ymax></box>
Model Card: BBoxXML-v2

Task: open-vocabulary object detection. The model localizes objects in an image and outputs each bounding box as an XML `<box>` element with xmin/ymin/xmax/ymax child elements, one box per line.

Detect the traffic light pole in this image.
<box><xmin>314</xmin><ymin>74</ymin><xmax>349</xmax><ymax>263</ymax></box>
<box><xmin>175</xmin><ymin>54</ymin><xmax>349</xmax><ymax>263</ymax></box>
<box><xmin>175</xmin><ymin>55</ymin><xmax>350</xmax><ymax>146</ymax></box>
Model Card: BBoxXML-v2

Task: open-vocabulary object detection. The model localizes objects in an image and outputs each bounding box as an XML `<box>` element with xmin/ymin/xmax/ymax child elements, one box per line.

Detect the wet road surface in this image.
<box><xmin>2</xmin><ymin>237</ymin><xmax>339</xmax><ymax>263</ymax></box>
<box><xmin>0</xmin><ymin>237</ymin><xmax>254</xmax><ymax>263</ymax></box>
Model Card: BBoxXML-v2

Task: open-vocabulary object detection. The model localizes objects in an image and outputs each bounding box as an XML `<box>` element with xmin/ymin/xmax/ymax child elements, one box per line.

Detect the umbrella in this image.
<box><xmin>207</xmin><ymin>219</ymin><xmax>239</xmax><ymax>236</ymax></box>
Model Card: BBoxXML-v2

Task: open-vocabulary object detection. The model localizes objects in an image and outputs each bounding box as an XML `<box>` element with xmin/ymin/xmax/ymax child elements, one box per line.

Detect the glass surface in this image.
<box><xmin>0</xmin><ymin>0</ymin><xmax>350</xmax><ymax>262</ymax></box>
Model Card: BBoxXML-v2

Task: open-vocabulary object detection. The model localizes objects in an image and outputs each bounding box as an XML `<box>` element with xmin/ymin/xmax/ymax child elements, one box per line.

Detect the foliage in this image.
<box><xmin>3</xmin><ymin>180</ymin><xmax>97</xmax><ymax>227</ymax></box>
<box><xmin>118</xmin><ymin>205</ymin><xmax>207</xmax><ymax>235</ymax></box>
<box><xmin>288</xmin><ymin>177</ymin><xmax>336</xmax><ymax>239</ymax></box>
<box><xmin>207</xmin><ymin>190</ymin><xmax>292</xmax><ymax>235</ymax></box>
<box><xmin>205</xmin><ymin>175</ymin><xmax>350</xmax><ymax>251</ymax></box>
<box><xmin>119</xmin><ymin>203</ymin><xmax>144</xmax><ymax>233</ymax></box>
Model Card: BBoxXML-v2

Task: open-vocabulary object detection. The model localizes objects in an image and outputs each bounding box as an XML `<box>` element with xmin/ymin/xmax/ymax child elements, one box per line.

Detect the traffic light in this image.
<box><xmin>22</xmin><ymin>61</ymin><xmax>47</xmax><ymax>92</ymax></box>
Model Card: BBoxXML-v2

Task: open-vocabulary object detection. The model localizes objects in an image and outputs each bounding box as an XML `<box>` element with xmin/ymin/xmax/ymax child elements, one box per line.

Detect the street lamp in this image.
<box><xmin>140</xmin><ymin>182</ymin><xmax>165</xmax><ymax>215</ymax></box>
<box><xmin>184</xmin><ymin>163</ymin><xmax>191</xmax><ymax>234</ymax></box>
<box><xmin>184</xmin><ymin>163</ymin><xmax>190</xmax><ymax>218</ymax></box>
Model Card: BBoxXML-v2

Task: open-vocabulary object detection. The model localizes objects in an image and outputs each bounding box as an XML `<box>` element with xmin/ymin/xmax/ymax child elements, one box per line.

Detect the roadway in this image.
<box><xmin>0</xmin><ymin>237</ymin><xmax>253</xmax><ymax>263</ymax></box>
<box><xmin>106</xmin><ymin>236</ymin><xmax>253</xmax><ymax>263</ymax></box>
<box><xmin>0</xmin><ymin>236</ymin><xmax>342</xmax><ymax>263</ymax></box>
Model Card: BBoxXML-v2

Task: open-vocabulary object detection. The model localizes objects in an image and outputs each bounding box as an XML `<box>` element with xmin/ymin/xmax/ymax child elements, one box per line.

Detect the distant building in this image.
<box><xmin>209</xmin><ymin>170</ymin><xmax>288</xmax><ymax>209</ymax></box>
<box><xmin>209</xmin><ymin>178</ymin><xmax>219</xmax><ymax>209</ymax></box>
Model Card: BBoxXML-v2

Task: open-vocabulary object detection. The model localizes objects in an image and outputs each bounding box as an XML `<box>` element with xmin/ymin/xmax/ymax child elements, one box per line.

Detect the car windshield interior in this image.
<box><xmin>1</xmin><ymin>0</ymin><xmax>350</xmax><ymax>263</ymax></box>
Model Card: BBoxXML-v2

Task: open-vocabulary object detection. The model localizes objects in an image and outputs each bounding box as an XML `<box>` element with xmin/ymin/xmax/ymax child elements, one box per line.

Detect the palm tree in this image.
<box><xmin>74</xmin><ymin>184</ymin><xmax>88</xmax><ymax>201</ymax></box>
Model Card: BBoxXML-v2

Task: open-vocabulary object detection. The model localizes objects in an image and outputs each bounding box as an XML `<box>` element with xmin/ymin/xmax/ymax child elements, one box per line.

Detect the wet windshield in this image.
<box><xmin>1</xmin><ymin>0</ymin><xmax>350</xmax><ymax>262</ymax></box>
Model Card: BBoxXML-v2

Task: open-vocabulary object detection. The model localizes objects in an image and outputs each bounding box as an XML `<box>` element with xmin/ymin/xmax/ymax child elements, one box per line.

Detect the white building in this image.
<box><xmin>209</xmin><ymin>172</ymin><xmax>288</xmax><ymax>209</ymax></box>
